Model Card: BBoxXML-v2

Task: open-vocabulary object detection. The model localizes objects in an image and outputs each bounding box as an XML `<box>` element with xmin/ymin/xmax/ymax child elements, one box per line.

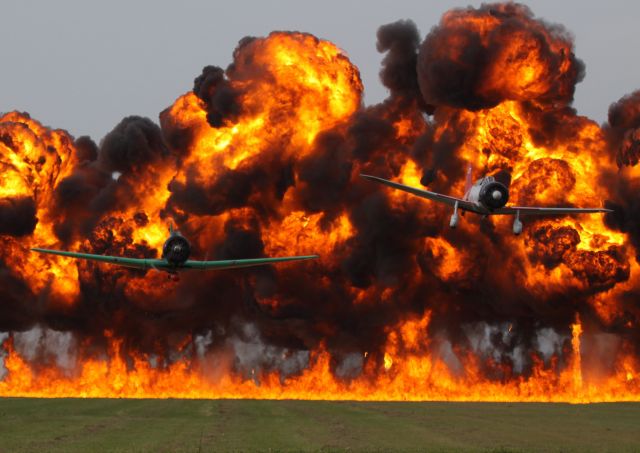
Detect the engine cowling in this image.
<box><xmin>162</xmin><ymin>235</ymin><xmax>191</xmax><ymax>265</ymax></box>
<box><xmin>479</xmin><ymin>181</ymin><xmax>509</xmax><ymax>210</ymax></box>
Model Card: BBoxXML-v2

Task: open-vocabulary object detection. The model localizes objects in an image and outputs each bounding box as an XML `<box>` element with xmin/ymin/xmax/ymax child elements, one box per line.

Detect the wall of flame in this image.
<box><xmin>0</xmin><ymin>4</ymin><xmax>639</xmax><ymax>402</ymax></box>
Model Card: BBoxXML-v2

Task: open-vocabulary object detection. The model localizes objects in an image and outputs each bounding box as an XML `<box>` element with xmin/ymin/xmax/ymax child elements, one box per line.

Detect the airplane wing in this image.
<box><xmin>492</xmin><ymin>206</ymin><xmax>613</xmax><ymax>215</ymax></box>
<box><xmin>182</xmin><ymin>255</ymin><xmax>319</xmax><ymax>270</ymax></box>
<box><xmin>32</xmin><ymin>249</ymin><xmax>318</xmax><ymax>271</ymax></box>
<box><xmin>31</xmin><ymin>248</ymin><xmax>168</xmax><ymax>270</ymax></box>
<box><xmin>360</xmin><ymin>174</ymin><xmax>482</xmax><ymax>213</ymax></box>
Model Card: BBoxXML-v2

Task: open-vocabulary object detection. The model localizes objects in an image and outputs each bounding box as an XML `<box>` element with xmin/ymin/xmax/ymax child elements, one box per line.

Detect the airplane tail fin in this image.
<box><xmin>464</xmin><ymin>163</ymin><xmax>473</xmax><ymax>196</ymax></box>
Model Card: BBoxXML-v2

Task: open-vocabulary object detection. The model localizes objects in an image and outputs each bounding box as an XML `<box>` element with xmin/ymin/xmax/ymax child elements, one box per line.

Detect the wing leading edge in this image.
<box><xmin>31</xmin><ymin>248</ymin><xmax>319</xmax><ymax>271</ymax></box>
<box><xmin>31</xmin><ymin>248</ymin><xmax>167</xmax><ymax>270</ymax></box>
<box><xmin>493</xmin><ymin>206</ymin><xmax>613</xmax><ymax>215</ymax></box>
<box><xmin>182</xmin><ymin>255</ymin><xmax>319</xmax><ymax>270</ymax></box>
<box><xmin>360</xmin><ymin>174</ymin><xmax>481</xmax><ymax>213</ymax></box>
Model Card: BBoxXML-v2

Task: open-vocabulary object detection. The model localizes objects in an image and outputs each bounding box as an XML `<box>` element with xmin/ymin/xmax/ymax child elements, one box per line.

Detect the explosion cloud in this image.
<box><xmin>0</xmin><ymin>3</ymin><xmax>638</xmax><ymax>401</ymax></box>
<box><xmin>417</xmin><ymin>3</ymin><xmax>585</xmax><ymax>111</ymax></box>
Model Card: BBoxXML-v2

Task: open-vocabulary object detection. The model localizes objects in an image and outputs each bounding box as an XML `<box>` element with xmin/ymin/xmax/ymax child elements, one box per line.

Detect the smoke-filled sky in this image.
<box><xmin>2</xmin><ymin>0</ymin><xmax>639</xmax><ymax>141</ymax></box>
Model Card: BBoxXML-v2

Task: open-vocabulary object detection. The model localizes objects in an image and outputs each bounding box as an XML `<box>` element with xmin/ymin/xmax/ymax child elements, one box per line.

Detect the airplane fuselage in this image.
<box><xmin>450</xmin><ymin>176</ymin><xmax>511</xmax><ymax>228</ymax></box>
<box><xmin>162</xmin><ymin>231</ymin><xmax>191</xmax><ymax>267</ymax></box>
<box><xmin>464</xmin><ymin>176</ymin><xmax>510</xmax><ymax>213</ymax></box>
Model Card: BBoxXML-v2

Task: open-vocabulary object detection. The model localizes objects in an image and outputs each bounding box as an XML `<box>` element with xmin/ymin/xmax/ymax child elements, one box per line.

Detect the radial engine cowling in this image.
<box><xmin>162</xmin><ymin>235</ymin><xmax>191</xmax><ymax>265</ymax></box>
<box><xmin>479</xmin><ymin>181</ymin><xmax>509</xmax><ymax>210</ymax></box>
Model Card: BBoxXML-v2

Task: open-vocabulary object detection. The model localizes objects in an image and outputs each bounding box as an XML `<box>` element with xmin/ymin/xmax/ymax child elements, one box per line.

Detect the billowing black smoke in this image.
<box><xmin>416</xmin><ymin>3</ymin><xmax>585</xmax><ymax>111</ymax></box>
<box><xmin>99</xmin><ymin>116</ymin><xmax>171</xmax><ymax>175</ymax></box>
<box><xmin>0</xmin><ymin>197</ymin><xmax>37</xmax><ymax>237</ymax></box>
<box><xmin>193</xmin><ymin>65</ymin><xmax>243</xmax><ymax>128</ymax></box>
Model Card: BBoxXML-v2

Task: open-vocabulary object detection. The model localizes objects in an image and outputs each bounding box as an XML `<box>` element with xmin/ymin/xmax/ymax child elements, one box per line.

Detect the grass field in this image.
<box><xmin>0</xmin><ymin>398</ymin><xmax>639</xmax><ymax>452</ymax></box>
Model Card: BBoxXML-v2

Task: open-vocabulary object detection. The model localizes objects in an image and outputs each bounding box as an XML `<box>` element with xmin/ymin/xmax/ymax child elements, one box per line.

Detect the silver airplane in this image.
<box><xmin>360</xmin><ymin>167</ymin><xmax>612</xmax><ymax>235</ymax></box>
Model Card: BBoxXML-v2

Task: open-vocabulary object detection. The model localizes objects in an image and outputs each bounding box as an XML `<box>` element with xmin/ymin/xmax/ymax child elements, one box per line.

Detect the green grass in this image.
<box><xmin>0</xmin><ymin>399</ymin><xmax>639</xmax><ymax>452</ymax></box>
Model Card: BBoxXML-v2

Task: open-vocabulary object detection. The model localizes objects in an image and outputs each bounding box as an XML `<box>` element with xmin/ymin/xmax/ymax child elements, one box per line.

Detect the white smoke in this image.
<box><xmin>13</xmin><ymin>326</ymin><xmax>78</xmax><ymax>372</ymax></box>
<box><xmin>436</xmin><ymin>338</ymin><xmax>464</xmax><ymax>376</ymax></box>
<box><xmin>194</xmin><ymin>330</ymin><xmax>214</xmax><ymax>358</ymax></box>
<box><xmin>461</xmin><ymin>322</ymin><xmax>571</xmax><ymax>375</ymax></box>
<box><xmin>534</xmin><ymin>327</ymin><xmax>566</xmax><ymax>360</ymax></box>
<box><xmin>335</xmin><ymin>353</ymin><xmax>364</xmax><ymax>379</ymax></box>
<box><xmin>193</xmin><ymin>323</ymin><xmax>311</xmax><ymax>383</ymax></box>
<box><xmin>0</xmin><ymin>332</ymin><xmax>8</xmax><ymax>379</ymax></box>
<box><xmin>229</xmin><ymin>323</ymin><xmax>309</xmax><ymax>382</ymax></box>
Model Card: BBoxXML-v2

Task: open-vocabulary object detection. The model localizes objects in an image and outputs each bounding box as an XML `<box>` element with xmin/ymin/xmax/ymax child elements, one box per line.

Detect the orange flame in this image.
<box><xmin>1</xmin><ymin>312</ymin><xmax>637</xmax><ymax>401</ymax></box>
<box><xmin>1</xmin><ymin>14</ymin><xmax>639</xmax><ymax>402</ymax></box>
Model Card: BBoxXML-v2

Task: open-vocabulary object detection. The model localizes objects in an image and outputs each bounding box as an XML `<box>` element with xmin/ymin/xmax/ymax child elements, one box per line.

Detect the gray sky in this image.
<box><xmin>2</xmin><ymin>0</ymin><xmax>639</xmax><ymax>141</ymax></box>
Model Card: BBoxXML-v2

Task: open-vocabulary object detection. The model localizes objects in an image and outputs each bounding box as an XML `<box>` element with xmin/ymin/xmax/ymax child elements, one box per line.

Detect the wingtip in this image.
<box><xmin>300</xmin><ymin>255</ymin><xmax>319</xmax><ymax>260</ymax></box>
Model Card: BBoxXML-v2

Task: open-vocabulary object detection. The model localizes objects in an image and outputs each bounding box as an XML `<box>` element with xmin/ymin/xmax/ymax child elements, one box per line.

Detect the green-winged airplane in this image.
<box><xmin>32</xmin><ymin>225</ymin><xmax>318</xmax><ymax>279</ymax></box>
